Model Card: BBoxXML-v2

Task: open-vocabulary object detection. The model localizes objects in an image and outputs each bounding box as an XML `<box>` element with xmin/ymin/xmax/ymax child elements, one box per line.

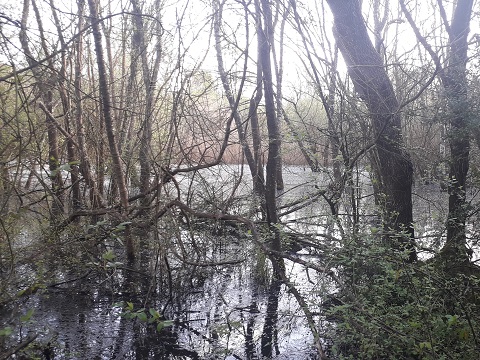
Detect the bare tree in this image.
<box><xmin>20</xmin><ymin>0</ymin><xmax>64</xmax><ymax>219</ymax></box>
<box><xmin>73</xmin><ymin>0</ymin><xmax>102</xmax><ymax>212</ymax></box>
<box><xmin>213</xmin><ymin>0</ymin><xmax>266</xmax><ymax>198</ymax></box>
<box><xmin>129</xmin><ymin>0</ymin><xmax>163</xmax><ymax>209</ymax></box>
<box><xmin>87</xmin><ymin>0</ymin><xmax>135</xmax><ymax>261</ymax></box>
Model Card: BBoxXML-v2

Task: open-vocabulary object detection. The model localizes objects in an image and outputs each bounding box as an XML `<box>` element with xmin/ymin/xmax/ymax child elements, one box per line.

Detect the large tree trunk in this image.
<box><xmin>87</xmin><ymin>0</ymin><xmax>135</xmax><ymax>261</ymax></box>
<box><xmin>441</xmin><ymin>0</ymin><xmax>473</xmax><ymax>265</ymax></box>
<box><xmin>326</xmin><ymin>0</ymin><xmax>416</xmax><ymax>262</ymax></box>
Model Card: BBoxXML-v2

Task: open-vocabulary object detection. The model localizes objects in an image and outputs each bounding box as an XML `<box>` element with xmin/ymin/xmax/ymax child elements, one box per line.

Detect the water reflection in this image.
<box><xmin>2</xmin><ymin>165</ymin><xmax>464</xmax><ymax>359</ymax></box>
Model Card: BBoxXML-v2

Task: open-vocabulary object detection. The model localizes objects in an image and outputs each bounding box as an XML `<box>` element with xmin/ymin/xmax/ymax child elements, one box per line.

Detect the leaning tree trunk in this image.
<box><xmin>87</xmin><ymin>0</ymin><xmax>135</xmax><ymax>261</ymax></box>
<box><xmin>326</xmin><ymin>0</ymin><xmax>416</xmax><ymax>262</ymax></box>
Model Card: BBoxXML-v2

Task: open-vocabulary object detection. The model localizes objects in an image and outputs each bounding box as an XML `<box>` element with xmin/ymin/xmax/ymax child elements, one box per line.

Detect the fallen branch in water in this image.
<box><xmin>48</xmin><ymin>270</ymin><xmax>93</xmax><ymax>287</ymax></box>
<box><xmin>0</xmin><ymin>333</ymin><xmax>38</xmax><ymax>360</ymax></box>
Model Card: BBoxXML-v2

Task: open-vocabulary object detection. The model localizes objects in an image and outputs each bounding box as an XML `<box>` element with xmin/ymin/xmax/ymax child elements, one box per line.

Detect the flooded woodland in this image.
<box><xmin>1</xmin><ymin>0</ymin><xmax>480</xmax><ymax>359</ymax></box>
<box><xmin>2</xmin><ymin>164</ymin><xmax>479</xmax><ymax>359</ymax></box>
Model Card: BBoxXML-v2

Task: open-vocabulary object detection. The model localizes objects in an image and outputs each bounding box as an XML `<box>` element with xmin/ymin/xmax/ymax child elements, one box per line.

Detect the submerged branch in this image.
<box><xmin>0</xmin><ymin>334</ymin><xmax>38</xmax><ymax>360</ymax></box>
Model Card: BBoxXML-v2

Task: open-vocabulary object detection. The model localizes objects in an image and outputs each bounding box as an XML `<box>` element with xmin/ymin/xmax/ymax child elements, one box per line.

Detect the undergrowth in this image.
<box><xmin>324</xmin><ymin>235</ymin><xmax>480</xmax><ymax>359</ymax></box>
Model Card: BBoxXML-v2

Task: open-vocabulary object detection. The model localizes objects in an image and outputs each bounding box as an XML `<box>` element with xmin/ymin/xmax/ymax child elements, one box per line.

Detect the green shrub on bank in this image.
<box><xmin>325</xmin><ymin>237</ymin><xmax>480</xmax><ymax>359</ymax></box>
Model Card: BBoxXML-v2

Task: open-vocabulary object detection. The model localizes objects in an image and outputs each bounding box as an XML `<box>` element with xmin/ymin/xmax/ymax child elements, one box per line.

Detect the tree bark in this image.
<box><xmin>441</xmin><ymin>0</ymin><xmax>473</xmax><ymax>264</ymax></box>
<box><xmin>48</xmin><ymin>0</ymin><xmax>82</xmax><ymax>214</ymax></box>
<box><xmin>130</xmin><ymin>0</ymin><xmax>162</xmax><ymax>208</ymax></box>
<box><xmin>326</xmin><ymin>0</ymin><xmax>416</xmax><ymax>261</ymax></box>
<box><xmin>256</xmin><ymin>0</ymin><xmax>286</xmax><ymax>357</ymax></box>
<box><xmin>73</xmin><ymin>0</ymin><xmax>102</xmax><ymax>212</ymax></box>
<box><xmin>399</xmin><ymin>0</ymin><xmax>474</xmax><ymax>266</ymax></box>
<box><xmin>270</xmin><ymin>1</ymin><xmax>286</xmax><ymax>191</ymax></box>
<box><xmin>214</xmin><ymin>0</ymin><xmax>266</xmax><ymax>197</ymax></box>
<box><xmin>87</xmin><ymin>0</ymin><xmax>135</xmax><ymax>261</ymax></box>
<box><xmin>20</xmin><ymin>0</ymin><xmax>64</xmax><ymax>219</ymax></box>
<box><xmin>248</xmin><ymin>7</ymin><xmax>266</xmax><ymax>196</ymax></box>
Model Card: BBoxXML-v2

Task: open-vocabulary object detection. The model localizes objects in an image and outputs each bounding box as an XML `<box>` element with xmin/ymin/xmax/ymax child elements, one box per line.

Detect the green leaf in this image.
<box><xmin>20</xmin><ymin>309</ymin><xmax>34</xmax><ymax>322</ymax></box>
<box><xmin>136</xmin><ymin>311</ymin><xmax>148</xmax><ymax>322</ymax></box>
<box><xmin>408</xmin><ymin>321</ymin><xmax>421</xmax><ymax>329</ymax></box>
<box><xmin>115</xmin><ymin>222</ymin><xmax>132</xmax><ymax>231</ymax></box>
<box><xmin>458</xmin><ymin>328</ymin><xmax>470</xmax><ymax>340</ymax></box>
<box><xmin>126</xmin><ymin>302</ymin><xmax>134</xmax><ymax>311</ymax></box>
<box><xmin>102</xmin><ymin>250</ymin><xmax>116</xmax><ymax>261</ymax></box>
<box><xmin>446</xmin><ymin>314</ymin><xmax>458</xmax><ymax>326</ymax></box>
<box><xmin>156</xmin><ymin>320</ymin><xmax>174</xmax><ymax>332</ymax></box>
<box><xmin>0</xmin><ymin>327</ymin><xmax>13</xmax><ymax>336</ymax></box>
<box><xmin>149</xmin><ymin>308</ymin><xmax>160</xmax><ymax>319</ymax></box>
<box><xmin>419</xmin><ymin>342</ymin><xmax>432</xmax><ymax>350</ymax></box>
<box><xmin>122</xmin><ymin>312</ymin><xmax>136</xmax><ymax>320</ymax></box>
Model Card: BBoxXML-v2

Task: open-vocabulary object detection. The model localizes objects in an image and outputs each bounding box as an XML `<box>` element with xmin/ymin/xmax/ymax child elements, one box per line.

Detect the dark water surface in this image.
<box><xmin>1</xmin><ymin>166</ymin><xmax>456</xmax><ymax>359</ymax></box>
